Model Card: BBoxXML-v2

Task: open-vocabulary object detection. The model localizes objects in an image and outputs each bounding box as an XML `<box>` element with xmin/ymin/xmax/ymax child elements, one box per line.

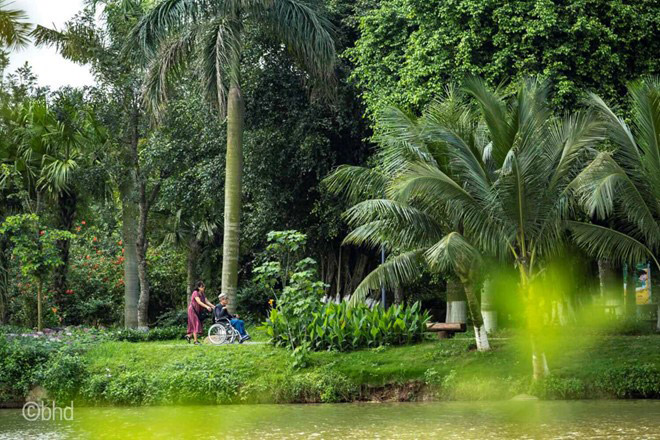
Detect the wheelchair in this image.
<box><xmin>207</xmin><ymin>306</ymin><xmax>241</xmax><ymax>345</ymax></box>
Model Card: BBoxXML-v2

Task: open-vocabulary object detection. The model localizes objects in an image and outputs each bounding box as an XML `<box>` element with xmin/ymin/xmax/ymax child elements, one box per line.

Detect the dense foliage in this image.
<box><xmin>349</xmin><ymin>0</ymin><xmax>660</xmax><ymax>117</ymax></box>
<box><xmin>266</xmin><ymin>301</ymin><xmax>430</xmax><ymax>351</ymax></box>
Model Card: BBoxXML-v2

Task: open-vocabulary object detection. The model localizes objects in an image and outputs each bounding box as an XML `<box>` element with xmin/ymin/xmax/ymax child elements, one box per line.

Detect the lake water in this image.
<box><xmin>1</xmin><ymin>400</ymin><xmax>660</xmax><ymax>439</ymax></box>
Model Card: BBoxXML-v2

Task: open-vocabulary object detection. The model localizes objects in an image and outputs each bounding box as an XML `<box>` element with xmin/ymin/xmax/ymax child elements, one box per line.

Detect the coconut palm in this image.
<box><xmin>572</xmin><ymin>77</ymin><xmax>660</xmax><ymax>329</ymax></box>
<box><xmin>326</xmin><ymin>87</ymin><xmax>493</xmax><ymax>351</ymax></box>
<box><xmin>131</xmin><ymin>0</ymin><xmax>335</xmax><ymax>310</ymax></box>
<box><xmin>0</xmin><ymin>0</ymin><xmax>30</xmax><ymax>50</ymax></box>
<box><xmin>329</xmin><ymin>78</ymin><xmax>606</xmax><ymax>375</ymax></box>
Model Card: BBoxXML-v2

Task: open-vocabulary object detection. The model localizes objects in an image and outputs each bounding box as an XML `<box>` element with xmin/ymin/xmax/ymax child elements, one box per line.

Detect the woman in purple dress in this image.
<box><xmin>186</xmin><ymin>281</ymin><xmax>214</xmax><ymax>345</ymax></box>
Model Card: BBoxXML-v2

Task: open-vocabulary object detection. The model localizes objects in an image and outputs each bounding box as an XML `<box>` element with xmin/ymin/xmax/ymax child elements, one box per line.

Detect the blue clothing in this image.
<box><xmin>230</xmin><ymin>318</ymin><xmax>247</xmax><ymax>337</ymax></box>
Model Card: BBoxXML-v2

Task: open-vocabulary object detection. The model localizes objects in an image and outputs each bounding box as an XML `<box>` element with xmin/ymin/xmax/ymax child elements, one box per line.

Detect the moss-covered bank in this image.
<box><xmin>2</xmin><ymin>331</ymin><xmax>660</xmax><ymax>406</ymax></box>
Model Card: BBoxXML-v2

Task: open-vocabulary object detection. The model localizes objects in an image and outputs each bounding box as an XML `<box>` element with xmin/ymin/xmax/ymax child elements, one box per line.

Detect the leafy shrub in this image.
<box><xmin>598</xmin><ymin>364</ymin><xmax>660</xmax><ymax>398</ymax></box>
<box><xmin>273</xmin><ymin>369</ymin><xmax>357</xmax><ymax>403</ymax></box>
<box><xmin>106</xmin><ymin>326</ymin><xmax>183</xmax><ymax>342</ymax></box>
<box><xmin>0</xmin><ymin>338</ymin><xmax>61</xmax><ymax>401</ymax></box>
<box><xmin>531</xmin><ymin>376</ymin><xmax>587</xmax><ymax>400</ymax></box>
<box><xmin>102</xmin><ymin>371</ymin><xmax>159</xmax><ymax>405</ymax></box>
<box><xmin>235</xmin><ymin>280</ymin><xmax>272</xmax><ymax>324</ymax></box>
<box><xmin>266</xmin><ymin>301</ymin><xmax>430</xmax><ymax>351</ymax></box>
<box><xmin>42</xmin><ymin>351</ymin><xmax>88</xmax><ymax>401</ymax></box>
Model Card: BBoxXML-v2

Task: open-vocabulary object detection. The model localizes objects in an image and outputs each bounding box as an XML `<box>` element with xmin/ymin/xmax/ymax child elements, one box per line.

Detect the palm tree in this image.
<box><xmin>0</xmin><ymin>0</ymin><xmax>30</xmax><ymax>50</ymax></box>
<box><xmin>330</xmin><ymin>79</ymin><xmax>605</xmax><ymax>375</ymax></box>
<box><xmin>132</xmin><ymin>0</ymin><xmax>335</xmax><ymax>311</ymax></box>
<box><xmin>6</xmin><ymin>94</ymin><xmax>107</xmax><ymax>300</ymax></box>
<box><xmin>572</xmin><ymin>77</ymin><xmax>660</xmax><ymax>330</ymax></box>
<box><xmin>326</xmin><ymin>88</ymin><xmax>493</xmax><ymax>351</ymax></box>
<box><xmin>33</xmin><ymin>1</ymin><xmax>163</xmax><ymax>329</ymax></box>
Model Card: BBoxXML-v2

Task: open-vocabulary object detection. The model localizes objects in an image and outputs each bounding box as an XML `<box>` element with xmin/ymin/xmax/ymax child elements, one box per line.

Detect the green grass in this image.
<box><xmin>76</xmin><ymin>330</ymin><xmax>660</xmax><ymax>404</ymax></box>
<box><xmin>4</xmin><ymin>327</ymin><xmax>660</xmax><ymax>405</ymax></box>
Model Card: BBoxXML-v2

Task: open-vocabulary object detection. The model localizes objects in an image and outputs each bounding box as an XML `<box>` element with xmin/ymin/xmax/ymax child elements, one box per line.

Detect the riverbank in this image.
<box><xmin>2</xmin><ymin>329</ymin><xmax>659</xmax><ymax>406</ymax></box>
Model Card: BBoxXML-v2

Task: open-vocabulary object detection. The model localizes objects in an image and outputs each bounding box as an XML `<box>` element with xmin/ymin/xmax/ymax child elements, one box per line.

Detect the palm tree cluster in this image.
<box><xmin>327</xmin><ymin>77</ymin><xmax>660</xmax><ymax>378</ymax></box>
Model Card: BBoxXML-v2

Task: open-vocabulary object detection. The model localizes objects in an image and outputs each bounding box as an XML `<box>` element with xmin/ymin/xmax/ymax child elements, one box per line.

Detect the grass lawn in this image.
<box><xmin>76</xmin><ymin>328</ymin><xmax>660</xmax><ymax>404</ymax></box>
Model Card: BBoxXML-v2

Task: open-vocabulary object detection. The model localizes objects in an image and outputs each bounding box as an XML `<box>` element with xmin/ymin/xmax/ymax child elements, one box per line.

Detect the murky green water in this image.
<box><xmin>1</xmin><ymin>400</ymin><xmax>659</xmax><ymax>439</ymax></box>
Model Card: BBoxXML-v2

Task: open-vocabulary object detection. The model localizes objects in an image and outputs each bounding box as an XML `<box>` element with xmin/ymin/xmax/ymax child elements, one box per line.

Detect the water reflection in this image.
<box><xmin>1</xmin><ymin>401</ymin><xmax>660</xmax><ymax>439</ymax></box>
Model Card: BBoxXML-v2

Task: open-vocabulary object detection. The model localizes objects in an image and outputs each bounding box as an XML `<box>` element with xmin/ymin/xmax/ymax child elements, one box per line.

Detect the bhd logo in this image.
<box><xmin>22</xmin><ymin>401</ymin><xmax>74</xmax><ymax>421</ymax></box>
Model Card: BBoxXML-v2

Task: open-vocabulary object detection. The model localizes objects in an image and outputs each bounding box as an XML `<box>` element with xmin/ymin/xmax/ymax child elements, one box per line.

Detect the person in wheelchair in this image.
<box><xmin>216</xmin><ymin>293</ymin><xmax>250</xmax><ymax>342</ymax></box>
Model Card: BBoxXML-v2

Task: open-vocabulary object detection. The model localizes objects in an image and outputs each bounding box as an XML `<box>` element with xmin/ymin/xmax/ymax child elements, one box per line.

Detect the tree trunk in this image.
<box><xmin>187</xmin><ymin>238</ymin><xmax>199</xmax><ymax>307</ymax></box>
<box><xmin>394</xmin><ymin>286</ymin><xmax>404</xmax><ymax>305</ymax></box>
<box><xmin>121</xmin><ymin>97</ymin><xmax>141</xmax><ymax>329</ymax></box>
<box><xmin>136</xmin><ymin>182</ymin><xmax>149</xmax><ymax>330</ymax></box>
<box><xmin>598</xmin><ymin>259</ymin><xmax>623</xmax><ymax>316</ymax></box>
<box><xmin>462</xmin><ymin>278</ymin><xmax>490</xmax><ymax>351</ymax></box>
<box><xmin>122</xmin><ymin>197</ymin><xmax>139</xmax><ymax>329</ymax></box>
<box><xmin>445</xmin><ymin>277</ymin><xmax>467</xmax><ymax>323</ymax></box>
<box><xmin>136</xmin><ymin>178</ymin><xmax>160</xmax><ymax>330</ymax></box>
<box><xmin>481</xmin><ymin>277</ymin><xmax>497</xmax><ymax>333</ymax></box>
<box><xmin>221</xmin><ymin>80</ymin><xmax>245</xmax><ymax>313</ymax></box>
<box><xmin>531</xmin><ymin>336</ymin><xmax>550</xmax><ymax>380</ymax></box>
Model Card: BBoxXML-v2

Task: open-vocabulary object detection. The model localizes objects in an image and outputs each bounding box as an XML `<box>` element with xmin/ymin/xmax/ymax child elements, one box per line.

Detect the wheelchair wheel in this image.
<box><xmin>208</xmin><ymin>324</ymin><xmax>227</xmax><ymax>345</ymax></box>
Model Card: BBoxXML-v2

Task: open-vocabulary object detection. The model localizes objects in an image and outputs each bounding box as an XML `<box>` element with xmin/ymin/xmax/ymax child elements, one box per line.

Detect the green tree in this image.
<box><xmin>0</xmin><ymin>214</ymin><xmax>73</xmax><ymax>330</ymax></box>
<box><xmin>33</xmin><ymin>0</ymin><xmax>160</xmax><ymax>328</ymax></box>
<box><xmin>572</xmin><ymin>77</ymin><xmax>660</xmax><ymax>330</ymax></box>
<box><xmin>329</xmin><ymin>78</ymin><xmax>606</xmax><ymax>374</ymax></box>
<box><xmin>8</xmin><ymin>92</ymin><xmax>108</xmax><ymax>300</ymax></box>
<box><xmin>348</xmin><ymin>0</ymin><xmax>660</xmax><ymax>119</ymax></box>
<box><xmin>132</xmin><ymin>0</ymin><xmax>336</xmax><ymax>311</ymax></box>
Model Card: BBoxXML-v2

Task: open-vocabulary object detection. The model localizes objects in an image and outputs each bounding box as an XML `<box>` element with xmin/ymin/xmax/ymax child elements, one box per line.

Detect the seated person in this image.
<box><xmin>216</xmin><ymin>293</ymin><xmax>250</xmax><ymax>342</ymax></box>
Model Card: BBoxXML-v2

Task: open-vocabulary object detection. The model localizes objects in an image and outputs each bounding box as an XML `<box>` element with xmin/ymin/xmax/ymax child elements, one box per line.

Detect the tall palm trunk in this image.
<box><xmin>521</xmin><ymin>266</ymin><xmax>549</xmax><ymax>380</ymax></box>
<box><xmin>461</xmin><ymin>276</ymin><xmax>490</xmax><ymax>351</ymax></box>
<box><xmin>136</xmin><ymin>181</ymin><xmax>149</xmax><ymax>330</ymax></box>
<box><xmin>122</xmin><ymin>197</ymin><xmax>139</xmax><ymax>328</ymax></box>
<box><xmin>481</xmin><ymin>277</ymin><xmax>497</xmax><ymax>333</ymax></box>
<box><xmin>445</xmin><ymin>276</ymin><xmax>467</xmax><ymax>323</ymax></box>
<box><xmin>221</xmin><ymin>79</ymin><xmax>244</xmax><ymax>313</ymax></box>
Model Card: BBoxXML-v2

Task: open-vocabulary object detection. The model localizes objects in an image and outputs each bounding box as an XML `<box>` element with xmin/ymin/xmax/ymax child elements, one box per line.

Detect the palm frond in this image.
<box><xmin>199</xmin><ymin>17</ymin><xmax>242</xmax><ymax>116</ymax></box>
<box><xmin>258</xmin><ymin>0</ymin><xmax>336</xmax><ymax>89</ymax></box>
<box><xmin>462</xmin><ymin>77</ymin><xmax>514</xmax><ymax>168</ymax></box>
<box><xmin>425</xmin><ymin>232</ymin><xmax>482</xmax><ymax>278</ymax></box>
<box><xmin>568</xmin><ymin>220</ymin><xmax>659</xmax><ymax>269</ymax></box>
<box><xmin>131</xmin><ymin>0</ymin><xmax>217</xmax><ymax>58</ymax></box>
<box><xmin>32</xmin><ymin>23</ymin><xmax>102</xmax><ymax>64</ymax></box>
<box><xmin>143</xmin><ymin>25</ymin><xmax>199</xmax><ymax>118</ymax></box>
<box><xmin>349</xmin><ymin>249</ymin><xmax>425</xmax><ymax>305</ymax></box>
<box><xmin>573</xmin><ymin>152</ymin><xmax>660</xmax><ymax>247</ymax></box>
<box><xmin>628</xmin><ymin>78</ymin><xmax>660</xmax><ymax>200</ymax></box>
<box><xmin>323</xmin><ymin>165</ymin><xmax>386</xmax><ymax>204</ymax></box>
<box><xmin>0</xmin><ymin>1</ymin><xmax>31</xmax><ymax>49</ymax></box>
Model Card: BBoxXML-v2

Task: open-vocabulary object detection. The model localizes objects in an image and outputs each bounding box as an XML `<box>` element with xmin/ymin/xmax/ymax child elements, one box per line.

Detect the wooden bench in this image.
<box><xmin>426</xmin><ymin>322</ymin><xmax>467</xmax><ymax>339</ymax></box>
